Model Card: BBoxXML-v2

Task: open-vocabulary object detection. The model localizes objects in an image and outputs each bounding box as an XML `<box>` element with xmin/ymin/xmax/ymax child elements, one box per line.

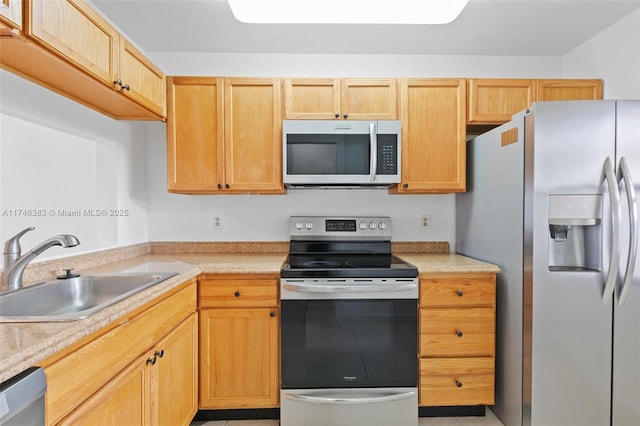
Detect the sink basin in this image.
<box><xmin>0</xmin><ymin>272</ymin><xmax>178</xmax><ymax>322</ymax></box>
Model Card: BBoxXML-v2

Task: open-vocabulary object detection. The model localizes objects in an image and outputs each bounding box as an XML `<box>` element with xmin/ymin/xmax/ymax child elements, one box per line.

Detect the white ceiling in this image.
<box><xmin>91</xmin><ymin>0</ymin><xmax>640</xmax><ymax>56</ymax></box>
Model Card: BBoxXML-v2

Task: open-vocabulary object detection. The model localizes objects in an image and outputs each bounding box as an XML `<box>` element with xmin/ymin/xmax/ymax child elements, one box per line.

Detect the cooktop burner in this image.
<box><xmin>281</xmin><ymin>254</ymin><xmax>417</xmax><ymax>279</ymax></box>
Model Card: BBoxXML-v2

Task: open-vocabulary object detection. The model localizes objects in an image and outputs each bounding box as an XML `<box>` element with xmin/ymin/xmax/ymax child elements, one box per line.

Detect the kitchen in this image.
<box><xmin>0</xmin><ymin>0</ymin><xmax>639</xmax><ymax>425</ymax></box>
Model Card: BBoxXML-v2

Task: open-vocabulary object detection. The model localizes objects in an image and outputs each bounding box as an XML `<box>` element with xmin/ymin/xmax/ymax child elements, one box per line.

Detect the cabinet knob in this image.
<box><xmin>269</xmin><ymin>311</ymin><xmax>276</xmax><ymax>318</ymax></box>
<box><xmin>456</xmin><ymin>380</ymin><xmax>463</xmax><ymax>388</ymax></box>
<box><xmin>457</xmin><ymin>290</ymin><xmax>464</xmax><ymax>297</ymax></box>
<box><xmin>335</xmin><ymin>113</ymin><xmax>340</xmax><ymax>118</ymax></box>
<box><xmin>122</xmin><ymin>83</ymin><xmax>130</xmax><ymax>91</ymax></box>
<box><xmin>217</xmin><ymin>183</ymin><xmax>222</xmax><ymax>189</ymax></box>
<box><xmin>343</xmin><ymin>113</ymin><xmax>348</xmax><ymax>119</ymax></box>
<box><xmin>403</xmin><ymin>183</ymin><xmax>408</xmax><ymax>189</ymax></box>
<box><xmin>155</xmin><ymin>349</ymin><xmax>164</xmax><ymax>358</ymax></box>
<box><xmin>146</xmin><ymin>355</ymin><xmax>157</xmax><ymax>366</ymax></box>
<box><xmin>234</xmin><ymin>291</ymin><xmax>241</xmax><ymax>297</ymax></box>
<box><xmin>113</xmin><ymin>79</ymin><xmax>122</xmax><ymax>87</ymax></box>
<box><xmin>225</xmin><ymin>184</ymin><xmax>230</xmax><ymax>189</ymax></box>
<box><xmin>456</xmin><ymin>330</ymin><xmax>463</xmax><ymax>337</ymax></box>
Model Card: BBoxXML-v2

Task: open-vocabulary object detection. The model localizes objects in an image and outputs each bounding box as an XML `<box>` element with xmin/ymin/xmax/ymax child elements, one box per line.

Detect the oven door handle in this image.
<box><xmin>282</xmin><ymin>283</ymin><xmax>417</xmax><ymax>293</ymax></box>
<box><xmin>283</xmin><ymin>390</ymin><xmax>416</xmax><ymax>405</ymax></box>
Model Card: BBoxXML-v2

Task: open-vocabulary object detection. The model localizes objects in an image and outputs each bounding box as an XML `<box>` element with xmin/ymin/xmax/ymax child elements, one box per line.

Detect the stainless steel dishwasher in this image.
<box><xmin>0</xmin><ymin>367</ymin><xmax>46</xmax><ymax>426</ymax></box>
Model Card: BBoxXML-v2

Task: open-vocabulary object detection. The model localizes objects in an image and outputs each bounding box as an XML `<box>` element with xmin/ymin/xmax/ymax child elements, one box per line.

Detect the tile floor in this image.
<box><xmin>192</xmin><ymin>407</ymin><xmax>505</xmax><ymax>426</ymax></box>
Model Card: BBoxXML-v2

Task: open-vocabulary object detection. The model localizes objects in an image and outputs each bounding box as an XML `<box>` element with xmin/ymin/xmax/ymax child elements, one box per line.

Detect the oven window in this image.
<box><xmin>286</xmin><ymin>134</ymin><xmax>370</xmax><ymax>175</ymax></box>
<box><xmin>281</xmin><ymin>300</ymin><xmax>417</xmax><ymax>389</ymax></box>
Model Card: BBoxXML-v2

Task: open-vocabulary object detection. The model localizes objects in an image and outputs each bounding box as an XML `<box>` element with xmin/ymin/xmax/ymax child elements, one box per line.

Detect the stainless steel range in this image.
<box><xmin>280</xmin><ymin>216</ymin><xmax>419</xmax><ymax>426</ymax></box>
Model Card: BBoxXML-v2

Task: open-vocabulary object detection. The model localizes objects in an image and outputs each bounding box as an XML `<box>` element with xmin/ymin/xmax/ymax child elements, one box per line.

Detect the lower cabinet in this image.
<box><xmin>198</xmin><ymin>275</ymin><xmax>279</xmax><ymax>409</ymax></box>
<box><xmin>419</xmin><ymin>273</ymin><xmax>496</xmax><ymax>407</ymax></box>
<box><xmin>41</xmin><ymin>280</ymin><xmax>198</xmax><ymax>425</ymax></box>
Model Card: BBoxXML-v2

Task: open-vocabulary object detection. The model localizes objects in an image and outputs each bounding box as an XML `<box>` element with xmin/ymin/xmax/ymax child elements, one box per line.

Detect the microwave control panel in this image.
<box><xmin>377</xmin><ymin>136</ymin><xmax>398</xmax><ymax>175</ymax></box>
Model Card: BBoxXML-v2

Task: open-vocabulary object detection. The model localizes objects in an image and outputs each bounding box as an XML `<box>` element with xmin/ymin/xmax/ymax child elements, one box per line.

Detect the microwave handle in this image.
<box><xmin>369</xmin><ymin>122</ymin><xmax>377</xmax><ymax>183</ymax></box>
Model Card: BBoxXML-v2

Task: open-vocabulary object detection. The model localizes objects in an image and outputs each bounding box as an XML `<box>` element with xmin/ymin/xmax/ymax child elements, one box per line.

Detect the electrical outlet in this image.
<box><xmin>421</xmin><ymin>214</ymin><xmax>431</xmax><ymax>229</ymax></box>
<box><xmin>212</xmin><ymin>214</ymin><xmax>224</xmax><ymax>230</ymax></box>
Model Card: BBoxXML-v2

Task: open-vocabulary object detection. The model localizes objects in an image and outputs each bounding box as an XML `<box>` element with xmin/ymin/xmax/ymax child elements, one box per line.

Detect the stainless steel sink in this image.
<box><xmin>0</xmin><ymin>272</ymin><xmax>178</xmax><ymax>322</ymax></box>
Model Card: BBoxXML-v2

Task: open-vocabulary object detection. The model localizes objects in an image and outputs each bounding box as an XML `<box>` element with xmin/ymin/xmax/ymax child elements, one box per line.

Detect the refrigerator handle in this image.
<box><xmin>618</xmin><ymin>157</ymin><xmax>638</xmax><ymax>306</ymax></box>
<box><xmin>603</xmin><ymin>157</ymin><xmax>622</xmax><ymax>306</ymax></box>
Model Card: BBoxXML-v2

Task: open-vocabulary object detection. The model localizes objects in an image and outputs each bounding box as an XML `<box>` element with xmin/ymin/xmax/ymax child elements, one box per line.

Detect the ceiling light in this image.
<box><xmin>227</xmin><ymin>0</ymin><xmax>470</xmax><ymax>24</ymax></box>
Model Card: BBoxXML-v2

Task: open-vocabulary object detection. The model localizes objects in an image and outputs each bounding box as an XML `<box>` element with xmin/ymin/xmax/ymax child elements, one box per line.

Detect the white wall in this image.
<box><xmin>145</xmin><ymin>53</ymin><xmax>568</xmax><ymax>247</ymax></box>
<box><xmin>563</xmin><ymin>9</ymin><xmax>640</xmax><ymax>99</ymax></box>
<box><xmin>0</xmin><ymin>71</ymin><xmax>149</xmax><ymax>261</ymax></box>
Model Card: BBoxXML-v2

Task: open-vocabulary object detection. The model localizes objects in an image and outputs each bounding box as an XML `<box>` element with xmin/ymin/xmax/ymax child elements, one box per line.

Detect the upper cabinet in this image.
<box><xmin>395</xmin><ymin>79</ymin><xmax>466</xmax><ymax>194</ymax></box>
<box><xmin>536</xmin><ymin>79</ymin><xmax>603</xmax><ymax>101</ymax></box>
<box><xmin>167</xmin><ymin>77</ymin><xmax>284</xmax><ymax>195</ymax></box>
<box><xmin>0</xmin><ymin>0</ymin><xmax>165</xmax><ymax>120</ymax></box>
<box><xmin>467</xmin><ymin>79</ymin><xmax>535</xmax><ymax>124</ymax></box>
<box><xmin>467</xmin><ymin>78</ymin><xmax>603</xmax><ymax>124</ymax></box>
<box><xmin>284</xmin><ymin>78</ymin><xmax>398</xmax><ymax>120</ymax></box>
<box><xmin>0</xmin><ymin>0</ymin><xmax>22</xmax><ymax>31</ymax></box>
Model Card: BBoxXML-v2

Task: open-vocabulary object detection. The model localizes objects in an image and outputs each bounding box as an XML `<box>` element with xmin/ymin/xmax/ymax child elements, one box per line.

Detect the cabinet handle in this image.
<box><xmin>457</xmin><ymin>290</ymin><xmax>464</xmax><ymax>297</ymax></box>
<box><xmin>456</xmin><ymin>330</ymin><xmax>463</xmax><ymax>337</ymax></box>
<box><xmin>403</xmin><ymin>183</ymin><xmax>408</xmax><ymax>189</ymax></box>
<box><xmin>343</xmin><ymin>113</ymin><xmax>348</xmax><ymax>119</ymax></box>
<box><xmin>269</xmin><ymin>311</ymin><xmax>276</xmax><ymax>318</ymax></box>
<box><xmin>234</xmin><ymin>291</ymin><xmax>241</xmax><ymax>297</ymax></box>
<box><xmin>335</xmin><ymin>113</ymin><xmax>340</xmax><ymax>118</ymax></box>
<box><xmin>146</xmin><ymin>355</ymin><xmax>157</xmax><ymax>366</ymax></box>
<box><xmin>456</xmin><ymin>380</ymin><xmax>463</xmax><ymax>388</ymax></box>
<box><xmin>155</xmin><ymin>349</ymin><xmax>164</xmax><ymax>358</ymax></box>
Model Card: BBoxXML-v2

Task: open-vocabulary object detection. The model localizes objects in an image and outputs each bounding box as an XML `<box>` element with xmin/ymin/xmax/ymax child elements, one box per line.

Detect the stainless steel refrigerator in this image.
<box><xmin>456</xmin><ymin>100</ymin><xmax>639</xmax><ymax>426</ymax></box>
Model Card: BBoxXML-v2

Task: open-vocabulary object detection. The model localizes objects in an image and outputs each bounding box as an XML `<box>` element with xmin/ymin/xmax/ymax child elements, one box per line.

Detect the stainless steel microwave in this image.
<box><xmin>283</xmin><ymin>120</ymin><xmax>401</xmax><ymax>187</ymax></box>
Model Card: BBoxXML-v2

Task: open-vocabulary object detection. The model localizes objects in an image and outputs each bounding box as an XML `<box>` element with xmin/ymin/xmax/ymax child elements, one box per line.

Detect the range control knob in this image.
<box><xmin>369</xmin><ymin>222</ymin><xmax>377</xmax><ymax>230</ymax></box>
<box><xmin>295</xmin><ymin>221</ymin><xmax>304</xmax><ymax>230</ymax></box>
<box><xmin>359</xmin><ymin>222</ymin><xmax>367</xmax><ymax>230</ymax></box>
<box><xmin>378</xmin><ymin>222</ymin><xmax>387</xmax><ymax>230</ymax></box>
<box><xmin>305</xmin><ymin>222</ymin><xmax>313</xmax><ymax>230</ymax></box>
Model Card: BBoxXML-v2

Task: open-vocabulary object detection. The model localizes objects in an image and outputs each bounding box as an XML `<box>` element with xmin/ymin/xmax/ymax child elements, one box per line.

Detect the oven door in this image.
<box><xmin>281</xmin><ymin>298</ymin><xmax>417</xmax><ymax>389</ymax></box>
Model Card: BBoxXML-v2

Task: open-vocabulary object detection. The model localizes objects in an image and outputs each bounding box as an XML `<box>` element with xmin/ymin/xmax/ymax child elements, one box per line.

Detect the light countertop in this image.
<box><xmin>0</xmin><ymin>251</ymin><xmax>497</xmax><ymax>383</ymax></box>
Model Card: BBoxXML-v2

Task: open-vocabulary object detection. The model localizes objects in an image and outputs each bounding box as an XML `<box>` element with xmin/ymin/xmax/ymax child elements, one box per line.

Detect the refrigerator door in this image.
<box><xmin>527</xmin><ymin>101</ymin><xmax>615</xmax><ymax>426</ymax></box>
<box><xmin>612</xmin><ymin>100</ymin><xmax>640</xmax><ymax>426</ymax></box>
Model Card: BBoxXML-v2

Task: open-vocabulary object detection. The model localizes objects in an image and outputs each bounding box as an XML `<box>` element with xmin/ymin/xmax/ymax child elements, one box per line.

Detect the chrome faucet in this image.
<box><xmin>2</xmin><ymin>227</ymin><xmax>80</xmax><ymax>292</ymax></box>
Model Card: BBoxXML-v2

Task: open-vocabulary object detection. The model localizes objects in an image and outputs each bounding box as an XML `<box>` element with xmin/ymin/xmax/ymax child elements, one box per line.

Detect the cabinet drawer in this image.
<box><xmin>420</xmin><ymin>275</ymin><xmax>495</xmax><ymax>308</ymax></box>
<box><xmin>420</xmin><ymin>308</ymin><xmax>494</xmax><ymax>357</ymax></box>
<box><xmin>199</xmin><ymin>279</ymin><xmax>278</xmax><ymax>308</ymax></box>
<box><xmin>419</xmin><ymin>358</ymin><xmax>494</xmax><ymax>406</ymax></box>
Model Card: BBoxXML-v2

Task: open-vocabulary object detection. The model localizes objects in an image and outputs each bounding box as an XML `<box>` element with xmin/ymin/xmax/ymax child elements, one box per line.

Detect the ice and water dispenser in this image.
<box><xmin>548</xmin><ymin>194</ymin><xmax>602</xmax><ymax>271</ymax></box>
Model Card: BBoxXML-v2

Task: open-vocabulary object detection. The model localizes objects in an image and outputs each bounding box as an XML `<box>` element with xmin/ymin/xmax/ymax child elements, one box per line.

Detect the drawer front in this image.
<box><xmin>420</xmin><ymin>276</ymin><xmax>495</xmax><ymax>308</ymax></box>
<box><xmin>419</xmin><ymin>358</ymin><xmax>494</xmax><ymax>406</ymax></box>
<box><xmin>199</xmin><ymin>279</ymin><xmax>278</xmax><ymax>308</ymax></box>
<box><xmin>420</xmin><ymin>308</ymin><xmax>494</xmax><ymax>357</ymax></box>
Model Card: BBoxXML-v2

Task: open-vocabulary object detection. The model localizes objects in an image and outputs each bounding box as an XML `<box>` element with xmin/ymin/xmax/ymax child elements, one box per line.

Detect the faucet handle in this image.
<box><xmin>3</xmin><ymin>227</ymin><xmax>35</xmax><ymax>255</ymax></box>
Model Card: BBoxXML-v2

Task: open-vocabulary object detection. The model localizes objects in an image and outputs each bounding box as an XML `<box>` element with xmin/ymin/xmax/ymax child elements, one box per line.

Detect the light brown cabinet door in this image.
<box><xmin>118</xmin><ymin>37</ymin><xmax>166</xmax><ymax>117</ymax></box>
<box><xmin>0</xmin><ymin>0</ymin><xmax>22</xmax><ymax>29</ymax></box>
<box><xmin>467</xmin><ymin>79</ymin><xmax>535</xmax><ymax>124</ymax></box>
<box><xmin>397</xmin><ymin>79</ymin><xmax>466</xmax><ymax>193</ymax></box>
<box><xmin>58</xmin><ymin>354</ymin><xmax>150</xmax><ymax>426</ymax></box>
<box><xmin>199</xmin><ymin>307</ymin><xmax>279</xmax><ymax>408</ymax></box>
<box><xmin>166</xmin><ymin>77</ymin><xmax>224</xmax><ymax>193</ymax></box>
<box><xmin>284</xmin><ymin>78</ymin><xmax>397</xmax><ymax>119</ymax></box>
<box><xmin>340</xmin><ymin>78</ymin><xmax>398</xmax><ymax>120</ymax></box>
<box><xmin>224</xmin><ymin>78</ymin><xmax>284</xmax><ymax>193</ymax></box>
<box><xmin>27</xmin><ymin>0</ymin><xmax>119</xmax><ymax>87</ymax></box>
<box><xmin>153</xmin><ymin>313</ymin><xmax>198</xmax><ymax>426</ymax></box>
<box><xmin>284</xmin><ymin>78</ymin><xmax>340</xmax><ymax>119</ymax></box>
<box><xmin>536</xmin><ymin>79</ymin><xmax>603</xmax><ymax>101</ymax></box>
